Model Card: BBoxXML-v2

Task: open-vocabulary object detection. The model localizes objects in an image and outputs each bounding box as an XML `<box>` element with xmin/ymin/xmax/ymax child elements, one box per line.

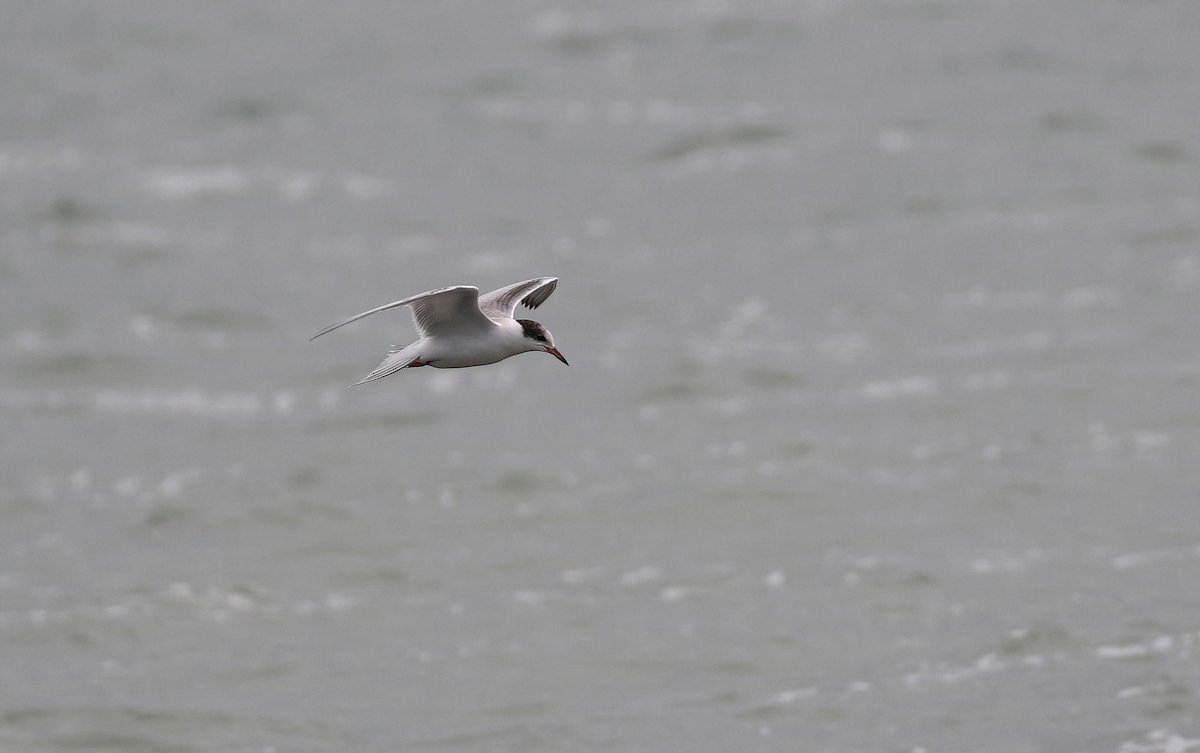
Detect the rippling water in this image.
<box><xmin>4</xmin><ymin>1</ymin><xmax>1200</xmax><ymax>751</ymax></box>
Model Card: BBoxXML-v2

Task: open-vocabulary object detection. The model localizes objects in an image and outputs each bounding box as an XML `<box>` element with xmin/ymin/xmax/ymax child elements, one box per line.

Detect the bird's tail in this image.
<box><xmin>351</xmin><ymin>344</ymin><xmax>422</xmax><ymax>386</ymax></box>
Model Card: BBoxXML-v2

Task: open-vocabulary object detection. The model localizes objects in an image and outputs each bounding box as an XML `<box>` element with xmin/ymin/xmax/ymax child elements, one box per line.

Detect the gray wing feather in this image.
<box><xmin>477</xmin><ymin>277</ymin><xmax>559</xmax><ymax>320</ymax></box>
<box><xmin>311</xmin><ymin>285</ymin><xmax>492</xmax><ymax>340</ymax></box>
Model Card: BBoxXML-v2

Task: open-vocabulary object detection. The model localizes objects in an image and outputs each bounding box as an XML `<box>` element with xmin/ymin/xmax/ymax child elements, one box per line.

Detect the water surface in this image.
<box><xmin>3</xmin><ymin>1</ymin><xmax>1200</xmax><ymax>751</ymax></box>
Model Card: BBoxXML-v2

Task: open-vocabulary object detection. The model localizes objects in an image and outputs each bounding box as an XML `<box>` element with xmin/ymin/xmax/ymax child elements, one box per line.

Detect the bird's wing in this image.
<box><xmin>310</xmin><ymin>285</ymin><xmax>494</xmax><ymax>340</ymax></box>
<box><xmin>477</xmin><ymin>277</ymin><xmax>559</xmax><ymax>320</ymax></box>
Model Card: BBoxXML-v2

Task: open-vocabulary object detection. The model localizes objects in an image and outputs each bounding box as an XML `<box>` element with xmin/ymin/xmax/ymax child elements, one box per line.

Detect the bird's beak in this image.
<box><xmin>545</xmin><ymin>346</ymin><xmax>569</xmax><ymax>365</ymax></box>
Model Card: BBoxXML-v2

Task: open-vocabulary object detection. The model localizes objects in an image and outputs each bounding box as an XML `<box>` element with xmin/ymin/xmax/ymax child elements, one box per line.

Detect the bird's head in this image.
<box><xmin>517</xmin><ymin>319</ymin><xmax>568</xmax><ymax>365</ymax></box>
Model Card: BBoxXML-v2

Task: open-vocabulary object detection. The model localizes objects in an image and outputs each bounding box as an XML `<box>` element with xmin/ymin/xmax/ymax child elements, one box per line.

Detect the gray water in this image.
<box><xmin>3</xmin><ymin>1</ymin><xmax>1200</xmax><ymax>751</ymax></box>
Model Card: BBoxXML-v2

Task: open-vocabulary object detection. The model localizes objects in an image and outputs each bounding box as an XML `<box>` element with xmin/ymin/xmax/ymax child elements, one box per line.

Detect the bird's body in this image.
<box><xmin>311</xmin><ymin>277</ymin><xmax>567</xmax><ymax>385</ymax></box>
<box><xmin>384</xmin><ymin>317</ymin><xmax>537</xmax><ymax>369</ymax></box>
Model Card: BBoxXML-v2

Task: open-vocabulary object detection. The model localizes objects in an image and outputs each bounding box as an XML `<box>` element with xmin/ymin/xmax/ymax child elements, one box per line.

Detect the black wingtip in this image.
<box><xmin>520</xmin><ymin>278</ymin><xmax>558</xmax><ymax>310</ymax></box>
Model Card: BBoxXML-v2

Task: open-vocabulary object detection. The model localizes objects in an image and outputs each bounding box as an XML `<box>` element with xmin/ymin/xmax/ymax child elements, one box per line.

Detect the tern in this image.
<box><xmin>311</xmin><ymin>276</ymin><xmax>568</xmax><ymax>385</ymax></box>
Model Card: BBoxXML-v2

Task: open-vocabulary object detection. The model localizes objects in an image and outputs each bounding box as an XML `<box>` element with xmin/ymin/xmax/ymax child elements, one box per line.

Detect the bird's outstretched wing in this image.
<box><xmin>477</xmin><ymin>277</ymin><xmax>558</xmax><ymax>320</ymax></box>
<box><xmin>310</xmin><ymin>285</ymin><xmax>494</xmax><ymax>341</ymax></box>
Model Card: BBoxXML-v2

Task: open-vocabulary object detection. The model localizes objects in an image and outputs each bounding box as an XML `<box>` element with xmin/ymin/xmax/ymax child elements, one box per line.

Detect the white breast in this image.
<box><xmin>422</xmin><ymin>318</ymin><xmax>530</xmax><ymax>368</ymax></box>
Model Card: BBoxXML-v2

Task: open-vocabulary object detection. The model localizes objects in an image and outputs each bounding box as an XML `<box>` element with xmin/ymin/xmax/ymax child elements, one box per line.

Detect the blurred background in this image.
<box><xmin>3</xmin><ymin>1</ymin><xmax>1199</xmax><ymax>751</ymax></box>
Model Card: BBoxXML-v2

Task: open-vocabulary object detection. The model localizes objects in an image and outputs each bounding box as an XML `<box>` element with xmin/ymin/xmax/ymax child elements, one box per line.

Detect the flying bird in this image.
<box><xmin>311</xmin><ymin>276</ymin><xmax>568</xmax><ymax>385</ymax></box>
